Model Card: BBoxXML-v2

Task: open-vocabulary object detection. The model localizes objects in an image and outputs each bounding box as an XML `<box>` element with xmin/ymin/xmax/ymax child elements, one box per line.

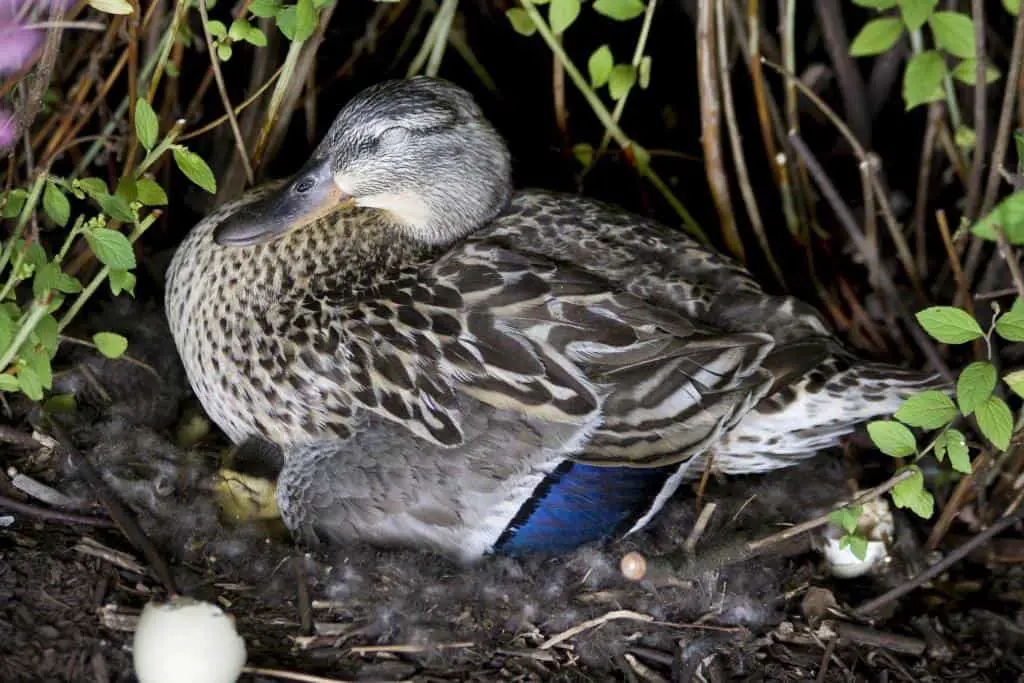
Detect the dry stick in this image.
<box><xmin>697</xmin><ymin>0</ymin><xmax>743</xmax><ymax>261</ymax></box>
<box><xmin>197</xmin><ymin>0</ymin><xmax>254</xmax><ymax>185</ymax></box>
<box><xmin>812</xmin><ymin>0</ymin><xmax>870</xmax><ymax>147</ymax></box>
<box><xmin>177</xmin><ymin>65</ymin><xmax>283</xmax><ymax>143</ymax></box>
<box><xmin>965</xmin><ymin>6</ymin><xmax>1024</xmax><ymax>284</ymax></box>
<box><xmin>911</xmin><ymin>104</ymin><xmax>944</xmax><ymax>278</ymax></box>
<box><xmin>0</xmin><ymin>494</ymin><xmax>115</xmax><ymax>528</ymax></box>
<box><xmin>993</xmin><ymin>224</ymin><xmax>1024</xmax><ymax>301</ymax></box>
<box><xmin>44</xmin><ymin>419</ymin><xmax>178</xmax><ymax>597</ymax></box>
<box><xmin>964</xmin><ymin>0</ymin><xmax>987</xmax><ymax>220</ymax></box>
<box><xmin>856</xmin><ymin>504</ymin><xmax>1024</xmax><ymax>616</ymax></box>
<box><xmin>241</xmin><ymin>668</ymin><xmax>355</xmax><ymax>683</ymax></box>
<box><xmin>935</xmin><ymin>210</ymin><xmax>974</xmax><ymax>317</ymax></box>
<box><xmin>715</xmin><ymin>0</ymin><xmax>784</xmax><ymax>286</ymax></box>
<box><xmin>761</xmin><ymin>58</ymin><xmax>922</xmax><ymax>296</ymax></box>
<box><xmin>787</xmin><ymin>132</ymin><xmax>953</xmax><ymax>382</ymax></box>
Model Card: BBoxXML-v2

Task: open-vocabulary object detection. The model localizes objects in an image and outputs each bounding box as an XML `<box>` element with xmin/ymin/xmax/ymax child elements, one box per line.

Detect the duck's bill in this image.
<box><xmin>213</xmin><ymin>157</ymin><xmax>353</xmax><ymax>247</ymax></box>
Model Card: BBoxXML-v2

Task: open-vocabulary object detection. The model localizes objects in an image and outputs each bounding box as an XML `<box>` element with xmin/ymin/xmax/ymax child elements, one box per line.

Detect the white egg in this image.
<box><xmin>133</xmin><ymin>596</ymin><xmax>247</xmax><ymax>683</ymax></box>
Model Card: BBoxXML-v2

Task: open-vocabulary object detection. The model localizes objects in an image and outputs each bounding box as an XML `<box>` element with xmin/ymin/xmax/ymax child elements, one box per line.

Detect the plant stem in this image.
<box><xmin>597</xmin><ymin>0</ymin><xmax>659</xmax><ymax>155</ymax></box>
<box><xmin>0</xmin><ymin>298</ymin><xmax>50</xmax><ymax>375</ymax></box>
<box><xmin>57</xmin><ymin>212</ymin><xmax>159</xmax><ymax>333</ymax></box>
<box><xmin>517</xmin><ymin>0</ymin><xmax>706</xmax><ymax>242</ymax></box>
<box><xmin>0</xmin><ymin>172</ymin><xmax>47</xmax><ymax>283</ymax></box>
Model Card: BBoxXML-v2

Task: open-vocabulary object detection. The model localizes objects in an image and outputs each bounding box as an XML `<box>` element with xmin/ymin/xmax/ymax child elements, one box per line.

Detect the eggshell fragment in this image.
<box><xmin>817</xmin><ymin>496</ymin><xmax>896</xmax><ymax>579</ymax></box>
<box><xmin>132</xmin><ymin>596</ymin><xmax>247</xmax><ymax>683</ymax></box>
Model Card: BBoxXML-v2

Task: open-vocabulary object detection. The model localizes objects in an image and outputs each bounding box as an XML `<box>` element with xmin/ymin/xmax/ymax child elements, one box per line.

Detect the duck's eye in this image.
<box><xmin>294</xmin><ymin>177</ymin><xmax>315</xmax><ymax>194</ymax></box>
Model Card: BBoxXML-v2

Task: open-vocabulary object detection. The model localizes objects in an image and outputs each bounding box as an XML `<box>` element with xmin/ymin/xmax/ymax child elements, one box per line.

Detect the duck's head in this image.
<box><xmin>213</xmin><ymin>76</ymin><xmax>512</xmax><ymax>248</ymax></box>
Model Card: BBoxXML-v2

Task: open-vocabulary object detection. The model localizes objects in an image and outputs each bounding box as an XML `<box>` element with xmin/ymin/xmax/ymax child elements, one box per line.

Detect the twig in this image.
<box><xmin>539</xmin><ymin>610</ymin><xmax>654</xmax><ymax>650</ymax></box>
<box><xmin>715</xmin><ymin>0</ymin><xmax>783</xmax><ymax>285</ymax></box>
<box><xmin>697</xmin><ymin>0</ymin><xmax>743</xmax><ymax>261</ymax></box>
<box><xmin>0</xmin><ymin>425</ymin><xmax>42</xmax><ymax>449</ymax></box>
<box><xmin>964</xmin><ymin>0</ymin><xmax>987</xmax><ymax>220</ymax></box>
<box><xmin>685</xmin><ymin>502</ymin><xmax>717</xmax><ymax>554</ymax></box>
<box><xmin>856</xmin><ymin>504</ymin><xmax>1024</xmax><ymax>616</ymax></box>
<box><xmin>349</xmin><ymin>642</ymin><xmax>473</xmax><ymax>655</ymax></box>
<box><xmin>835</xmin><ymin>622</ymin><xmax>926</xmax><ymax>656</ymax></box>
<box><xmin>196</xmin><ymin>0</ymin><xmax>253</xmax><ymax>185</ymax></box>
<box><xmin>0</xmin><ymin>495</ymin><xmax>114</xmax><ymax>528</ymax></box>
<box><xmin>58</xmin><ymin>335</ymin><xmax>161</xmax><ymax>380</ymax></box>
<box><xmin>993</xmin><ymin>224</ymin><xmax>1024</xmax><ymax>301</ymax></box>
<box><xmin>45</xmin><ymin>418</ymin><xmax>178</xmax><ymax>596</ymax></box>
<box><xmin>241</xmin><ymin>668</ymin><xmax>355</xmax><ymax>683</ymax></box>
<box><xmin>911</xmin><ymin>104</ymin><xmax>943</xmax><ymax>278</ymax></box>
<box><xmin>787</xmin><ymin>132</ymin><xmax>952</xmax><ymax>382</ymax></box>
<box><xmin>812</xmin><ymin>0</ymin><xmax>870</xmax><ymax>146</ymax></box>
<box><xmin>177</xmin><ymin>65</ymin><xmax>283</xmax><ymax>143</ymax></box>
<box><xmin>935</xmin><ymin>210</ymin><xmax>973</xmax><ymax>316</ymax></box>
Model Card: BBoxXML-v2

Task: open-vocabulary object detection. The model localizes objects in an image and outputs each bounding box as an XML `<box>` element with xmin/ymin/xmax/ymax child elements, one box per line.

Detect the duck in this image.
<box><xmin>165</xmin><ymin>76</ymin><xmax>947</xmax><ymax>562</ymax></box>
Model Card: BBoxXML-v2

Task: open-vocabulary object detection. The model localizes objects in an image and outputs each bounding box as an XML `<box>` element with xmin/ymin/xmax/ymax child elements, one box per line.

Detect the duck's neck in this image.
<box><xmin>213</xmin><ymin>206</ymin><xmax>437</xmax><ymax>310</ymax></box>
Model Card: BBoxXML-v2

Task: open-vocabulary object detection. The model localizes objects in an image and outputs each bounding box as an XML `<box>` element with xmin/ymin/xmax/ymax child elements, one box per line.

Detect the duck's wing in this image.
<box><xmin>306</xmin><ymin>236</ymin><xmax>779</xmax><ymax>469</ymax></box>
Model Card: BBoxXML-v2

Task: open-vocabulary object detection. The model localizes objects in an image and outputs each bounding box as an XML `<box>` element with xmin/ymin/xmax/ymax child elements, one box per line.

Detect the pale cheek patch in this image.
<box><xmin>357</xmin><ymin>191</ymin><xmax>440</xmax><ymax>242</ymax></box>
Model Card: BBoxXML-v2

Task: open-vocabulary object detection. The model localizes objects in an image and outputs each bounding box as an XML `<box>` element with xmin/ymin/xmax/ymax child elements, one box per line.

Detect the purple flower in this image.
<box><xmin>0</xmin><ymin>22</ymin><xmax>41</xmax><ymax>74</ymax></box>
<box><xmin>0</xmin><ymin>109</ymin><xmax>15</xmax><ymax>150</ymax></box>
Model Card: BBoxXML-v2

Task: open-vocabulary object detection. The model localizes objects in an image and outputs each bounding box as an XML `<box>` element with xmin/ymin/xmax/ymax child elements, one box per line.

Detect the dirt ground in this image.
<box><xmin>1</xmin><ymin>299</ymin><xmax>1022</xmax><ymax>682</ymax></box>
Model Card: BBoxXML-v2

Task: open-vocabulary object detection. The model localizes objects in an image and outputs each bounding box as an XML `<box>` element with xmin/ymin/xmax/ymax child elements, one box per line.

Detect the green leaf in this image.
<box><xmin>84</xmin><ymin>227</ymin><xmax>136</xmax><ymax>270</ymax></box>
<box><xmin>899</xmin><ymin>0</ymin><xmax>937</xmax><ymax>31</ymax></box>
<box><xmin>87</xmin><ymin>0</ymin><xmax>133</xmax><ymax>14</ymax></box>
<box><xmin>549</xmin><ymin>0</ymin><xmax>580</xmax><ymax>32</ymax></box>
<box><xmin>97</xmin><ymin>193</ymin><xmax>136</xmax><ymax>223</ymax></box>
<box><xmin>43</xmin><ymin>393</ymin><xmax>77</xmax><ymax>414</ymax></box>
<box><xmin>56</xmin><ymin>273</ymin><xmax>81</xmax><ymax>294</ymax></box>
<box><xmin>588</xmin><ymin>45</ymin><xmax>613</xmax><ymax>87</ymax></box>
<box><xmin>93</xmin><ymin>332</ymin><xmax>128</xmax><ymax>359</ymax></box>
<box><xmin>249</xmin><ymin>0</ymin><xmax>280</xmax><ymax>18</ymax></box>
<box><xmin>1005</xmin><ymin>0</ymin><xmax>1021</xmax><ymax>15</ymax></box>
<box><xmin>244</xmin><ymin>26</ymin><xmax>268</xmax><ymax>46</ymax></box>
<box><xmin>957</xmin><ymin>361</ymin><xmax>997</xmax><ymax>415</ymax></box>
<box><xmin>77</xmin><ymin>177</ymin><xmax>109</xmax><ymax>199</ymax></box>
<box><xmin>134</xmin><ymin>98</ymin><xmax>159</xmax><ymax>150</ymax></box>
<box><xmin>850</xmin><ymin>17</ymin><xmax>904</xmax><ymax>57</ymax></box>
<box><xmin>33</xmin><ymin>314</ymin><xmax>58</xmax><ymax>354</ymax></box>
<box><xmin>895</xmin><ymin>390</ymin><xmax>957</xmax><ymax>429</ymax></box>
<box><xmin>135</xmin><ymin>178</ymin><xmax>168</xmax><ymax>206</ymax></box>
<box><xmin>852</xmin><ymin>0</ymin><xmax>898</xmax><ymax>8</ymax></box>
<box><xmin>891</xmin><ymin>467</ymin><xmax>934</xmax><ymax>518</ymax></box>
<box><xmin>505</xmin><ymin>8</ymin><xmax>536</xmax><ymax>36</ymax></box>
<box><xmin>975</xmin><ymin>395</ymin><xmax>1013</xmax><ymax>450</ymax></box>
<box><xmin>572</xmin><ymin>143</ymin><xmax>594</xmax><ymax>169</ymax></box>
<box><xmin>828</xmin><ymin>505</ymin><xmax>863</xmax><ymax>535</ymax></box>
<box><xmin>108</xmin><ymin>269</ymin><xmax>137</xmax><ymax>297</ymax></box>
<box><xmin>915</xmin><ymin>306</ymin><xmax>984</xmax><ymax>344</ymax></box>
<box><xmin>593</xmin><ymin>0</ymin><xmax>646</xmax><ymax>21</ymax></box>
<box><xmin>294</xmin><ymin>0</ymin><xmax>316</xmax><ymax>42</ymax></box>
<box><xmin>43</xmin><ymin>180</ymin><xmax>70</xmax><ymax>227</ymax></box>
<box><xmin>608</xmin><ymin>64</ymin><xmax>637</xmax><ymax>101</ymax></box>
<box><xmin>995</xmin><ymin>306</ymin><xmax>1024</xmax><ymax>342</ymax></box>
<box><xmin>276</xmin><ymin>5</ymin><xmax>297</xmax><ymax>40</ymax></box>
<box><xmin>2</xmin><ymin>188</ymin><xmax>28</xmax><ymax>218</ymax></box>
<box><xmin>173</xmin><ymin>147</ymin><xmax>218</xmax><ymax>194</ymax></box>
<box><xmin>929</xmin><ymin>11</ymin><xmax>975</xmax><ymax>59</ymax></box>
<box><xmin>217</xmin><ymin>42</ymin><xmax>233</xmax><ymax>61</ymax></box>
<box><xmin>945</xmin><ymin>429</ymin><xmax>971</xmax><ymax>473</ymax></box>
<box><xmin>32</xmin><ymin>262</ymin><xmax>60</xmax><ymax>301</ymax></box>
<box><xmin>229</xmin><ymin>18</ymin><xmax>250</xmax><ymax>41</ymax></box>
<box><xmin>0</xmin><ymin>307</ymin><xmax>12</xmax><ymax>352</ymax></box>
<box><xmin>970</xmin><ymin>190</ymin><xmax>1024</xmax><ymax>244</ymax></box>
<box><xmin>638</xmin><ymin>55</ymin><xmax>652</xmax><ymax>89</ymax></box>
<box><xmin>1004</xmin><ymin>369</ymin><xmax>1024</xmax><ymax>398</ymax></box>
<box><xmin>115</xmin><ymin>176</ymin><xmax>137</xmax><ymax>203</ymax></box>
<box><xmin>207</xmin><ymin>19</ymin><xmax>227</xmax><ymax>38</ymax></box>
<box><xmin>17</xmin><ymin>365</ymin><xmax>42</xmax><ymax>400</ymax></box>
<box><xmin>867</xmin><ymin>420</ymin><xmax>917</xmax><ymax>457</ymax></box>
<box><xmin>839</xmin><ymin>533</ymin><xmax>870</xmax><ymax>561</ymax></box>
<box><xmin>903</xmin><ymin>50</ymin><xmax>947</xmax><ymax>110</ymax></box>
<box><xmin>951</xmin><ymin>58</ymin><xmax>1000</xmax><ymax>85</ymax></box>
<box><xmin>0</xmin><ymin>374</ymin><xmax>19</xmax><ymax>392</ymax></box>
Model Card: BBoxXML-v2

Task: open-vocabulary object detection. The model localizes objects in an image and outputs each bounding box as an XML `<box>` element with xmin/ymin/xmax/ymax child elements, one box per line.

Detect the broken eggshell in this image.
<box><xmin>132</xmin><ymin>596</ymin><xmax>247</xmax><ymax>683</ymax></box>
<box><xmin>816</xmin><ymin>496</ymin><xmax>895</xmax><ymax>579</ymax></box>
